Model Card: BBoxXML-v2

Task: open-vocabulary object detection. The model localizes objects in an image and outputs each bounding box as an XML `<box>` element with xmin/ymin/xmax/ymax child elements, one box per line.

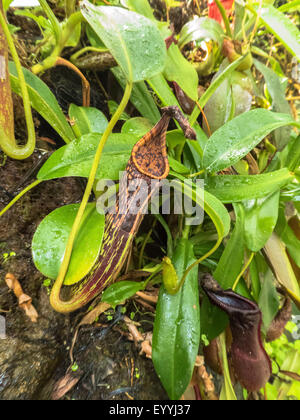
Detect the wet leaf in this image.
<box><xmin>121</xmin><ymin>117</ymin><xmax>153</xmax><ymax>137</ymax></box>
<box><xmin>258</xmin><ymin>271</ymin><xmax>280</xmax><ymax>334</ymax></box>
<box><xmin>101</xmin><ymin>281</ymin><xmax>146</xmax><ymax>309</ymax></box>
<box><xmin>37</xmin><ymin>133</ymin><xmax>138</xmax><ymax>181</ymax></box>
<box><xmin>120</xmin><ymin>0</ymin><xmax>155</xmax><ymax>21</ymax></box>
<box><xmin>152</xmin><ymin>239</ymin><xmax>200</xmax><ymax>400</ymax></box>
<box><xmin>254</xmin><ymin>59</ymin><xmax>292</xmax><ymax>150</ymax></box>
<box><xmin>189</xmin><ymin>56</ymin><xmax>246</xmax><ymax>125</ymax></box>
<box><xmin>205</xmin><ymin>168</ymin><xmax>293</xmax><ymax>203</ymax></box>
<box><xmin>243</xmin><ymin>191</ymin><xmax>280</xmax><ymax>252</ymax></box>
<box><xmin>203</xmin><ymin>109</ymin><xmax>298</xmax><ymax>173</ymax></box>
<box><xmin>254</xmin><ymin>4</ymin><xmax>300</xmax><ymax>62</ymax></box>
<box><xmin>32</xmin><ymin>204</ymin><xmax>105</xmax><ymax>286</ymax></box>
<box><xmin>163</xmin><ymin>43</ymin><xmax>198</xmax><ymax>102</ymax></box>
<box><xmin>80</xmin><ymin>2</ymin><xmax>166</xmax><ymax>82</ymax></box>
<box><xmin>264</xmin><ymin>233</ymin><xmax>300</xmax><ymax>309</ymax></box>
<box><xmin>276</xmin><ymin>206</ymin><xmax>300</xmax><ymax>268</ymax></box>
<box><xmin>286</xmin><ymin>135</ymin><xmax>300</xmax><ymax>172</ymax></box>
<box><xmin>69</xmin><ymin>104</ymin><xmax>108</xmax><ymax>137</ymax></box>
<box><xmin>204</xmin><ymin>68</ymin><xmax>253</xmax><ymax>135</ymax></box>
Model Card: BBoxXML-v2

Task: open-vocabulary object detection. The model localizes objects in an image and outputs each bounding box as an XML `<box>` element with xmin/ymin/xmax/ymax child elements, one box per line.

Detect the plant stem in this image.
<box><xmin>39</xmin><ymin>0</ymin><xmax>62</xmax><ymax>45</ymax></box>
<box><xmin>0</xmin><ymin>180</ymin><xmax>42</xmax><ymax>218</ymax></box>
<box><xmin>55</xmin><ymin>57</ymin><xmax>90</xmax><ymax>107</ymax></box>
<box><xmin>65</xmin><ymin>0</ymin><xmax>76</xmax><ymax>17</ymax></box>
<box><xmin>188</xmin><ymin>169</ymin><xmax>205</xmax><ymax>178</ymax></box>
<box><xmin>248</xmin><ymin>0</ymin><xmax>263</xmax><ymax>45</ymax></box>
<box><xmin>214</xmin><ymin>0</ymin><xmax>232</xmax><ymax>38</ymax></box>
<box><xmin>39</xmin><ymin>0</ymin><xmax>61</xmax><ymax>44</ymax></box>
<box><xmin>154</xmin><ymin>214</ymin><xmax>173</xmax><ymax>258</ymax></box>
<box><xmin>182</xmin><ymin>223</ymin><xmax>191</xmax><ymax>240</ymax></box>
<box><xmin>232</xmin><ymin>252</ymin><xmax>255</xmax><ymax>291</ymax></box>
<box><xmin>70</xmin><ymin>46</ymin><xmax>109</xmax><ymax>63</ymax></box>
<box><xmin>50</xmin><ymin>81</ymin><xmax>133</xmax><ymax>313</ymax></box>
<box><xmin>0</xmin><ymin>8</ymin><xmax>36</xmax><ymax>159</ymax></box>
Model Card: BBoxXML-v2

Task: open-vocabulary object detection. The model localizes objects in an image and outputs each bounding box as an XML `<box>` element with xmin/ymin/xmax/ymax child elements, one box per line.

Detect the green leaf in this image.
<box><xmin>168</xmin><ymin>157</ymin><xmax>190</xmax><ymax>174</ymax></box>
<box><xmin>80</xmin><ymin>2</ymin><xmax>166</xmax><ymax>82</ymax></box>
<box><xmin>121</xmin><ymin>117</ymin><xmax>153</xmax><ymax>137</ymax></box>
<box><xmin>3</xmin><ymin>0</ymin><xmax>14</xmax><ymax>11</ymax></box>
<box><xmin>243</xmin><ymin>191</ymin><xmax>280</xmax><ymax>252</ymax></box>
<box><xmin>37</xmin><ymin>133</ymin><xmax>138</xmax><ymax>181</ymax></box>
<box><xmin>264</xmin><ymin>233</ymin><xmax>300</xmax><ymax>308</ymax></box>
<box><xmin>101</xmin><ymin>280</ymin><xmax>146</xmax><ymax>309</ymax></box>
<box><xmin>205</xmin><ymin>168</ymin><xmax>294</xmax><ymax>203</ymax></box>
<box><xmin>86</xmin><ymin>24</ymin><xmax>106</xmax><ymax>48</ymax></box>
<box><xmin>276</xmin><ymin>206</ymin><xmax>300</xmax><ymax>268</ymax></box>
<box><xmin>112</xmin><ymin>67</ymin><xmax>160</xmax><ymax>124</ymax></box>
<box><xmin>215</xmin><ymin>203</ymin><xmax>246</xmax><ymax>290</ymax></box>
<box><xmin>278</xmin><ymin>0</ymin><xmax>300</xmax><ymax>13</ymax></box>
<box><xmin>254</xmin><ymin>4</ymin><xmax>300</xmax><ymax>62</ymax></box>
<box><xmin>203</xmin><ymin>109</ymin><xmax>299</xmax><ymax>173</ymax></box>
<box><xmin>203</xmin><ymin>68</ymin><xmax>232</xmax><ymax>134</ymax></box>
<box><xmin>189</xmin><ymin>55</ymin><xmax>247</xmax><ymax>126</ymax></box>
<box><xmin>233</xmin><ymin>0</ymin><xmax>246</xmax><ymax>39</ymax></box>
<box><xmin>204</xmin><ymin>68</ymin><xmax>253</xmax><ymax>135</ymax></box>
<box><xmin>152</xmin><ymin>239</ymin><xmax>200</xmax><ymax>400</ymax></box>
<box><xmin>163</xmin><ymin>43</ymin><xmax>199</xmax><ymax>102</ymax></box>
<box><xmin>9</xmin><ymin>62</ymin><xmax>75</xmax><ymax>144</ymax></box>
<box><xmin>286</xmin><ymin>135</ymin><xmax>300</xmax><ymax>171</ymax></box>
<box><xmin>258</xmin><ymin>271</ymin><xmax>280</xmax><ymax>334</ymax></box>
<box><xmin>166</xmin><ymin>129</ymin><xmax>187</xmax><ymax>150</ymax></box>
<box><xmin>32</xmin><ymin>203</ymin><xmax>105</xmax><ymax>286</ymax></box>
<box><xmin>254</xmin><ymin>59</ymin><xmax>291</xmax><ymax>150</ymax></box>
<box><xmin>69</xmin><ymin>104</ymin><xmax>108</xmax><ymax>137</ymax></box>
<box><xmin>14</xmin><ymin>9</ymin><xmax>51</xmax><ymax>32</ymax></box>
<box><xmin>62</xmin><ymin>19</ymin><xmax>81</xmax><ymax>48</ymax></box>
<box><xmin>120</xmin><ymin>0</ymin><xmax>155</xmax><ymax>21</ymax></box>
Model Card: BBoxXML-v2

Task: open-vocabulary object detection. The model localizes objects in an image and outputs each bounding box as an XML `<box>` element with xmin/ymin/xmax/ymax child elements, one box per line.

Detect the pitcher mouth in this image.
<box><xmin>131</xmin><ymin>113</ymin><xmax>170</xmax><ymax>180</ymax></box>
<box><xmin>132</xmin><ymin>106</ymin><xmax>197</xmax><ymax>180</ymax></box>
<box><xmin>201</xmin><ymin>273</ymin><xmax>260</xmax><ymax>317</ymax></box>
